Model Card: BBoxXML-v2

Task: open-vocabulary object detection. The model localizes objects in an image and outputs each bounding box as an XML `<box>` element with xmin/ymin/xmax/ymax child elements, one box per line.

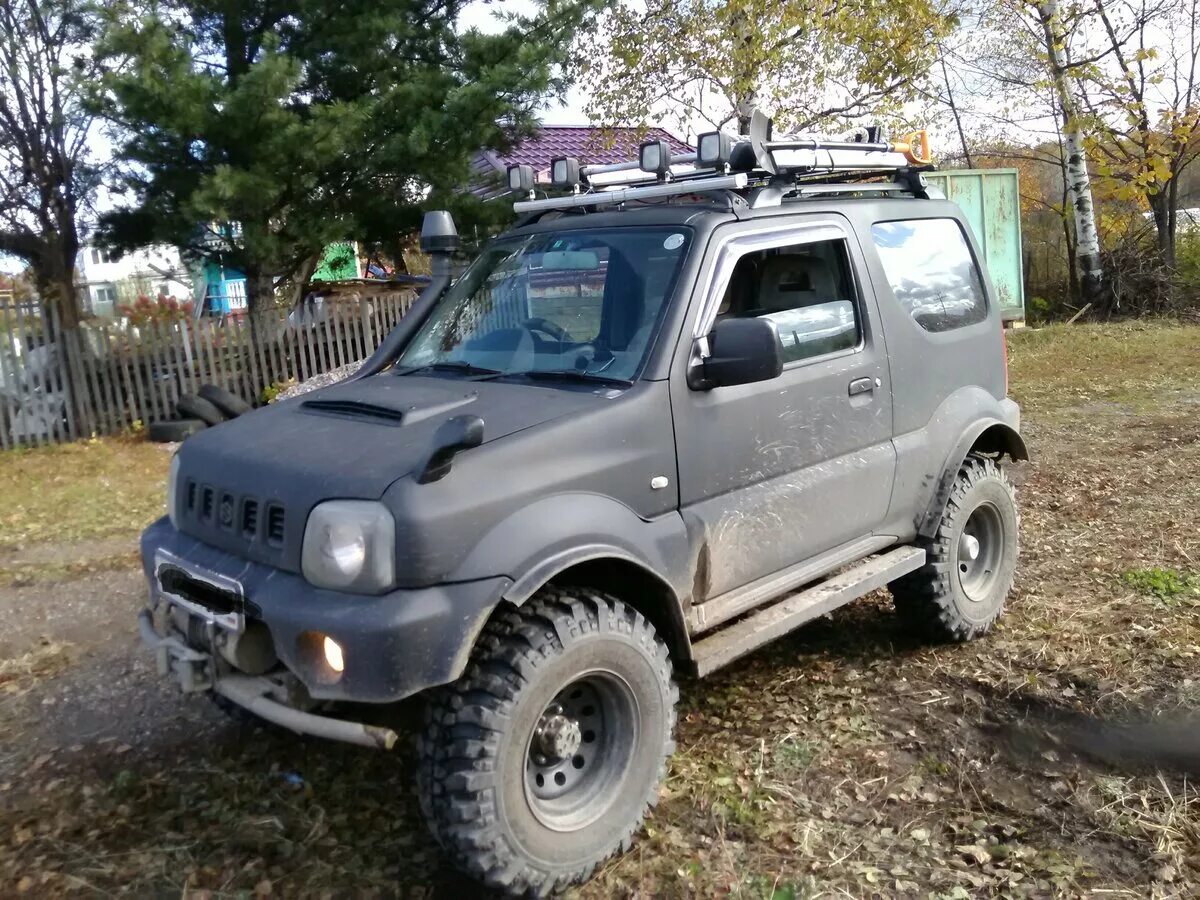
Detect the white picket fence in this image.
<box><xmin>0</xmin><ymin>291</ymin><xmax>415</xmax><ymax>449</ymax></box>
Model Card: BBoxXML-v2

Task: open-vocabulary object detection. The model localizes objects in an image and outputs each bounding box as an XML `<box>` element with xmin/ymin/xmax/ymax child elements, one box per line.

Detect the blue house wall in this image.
<box><xmin>201</xmin><ymin>259</ymin><xmax>247</xmax><ymax>315</ymax></box>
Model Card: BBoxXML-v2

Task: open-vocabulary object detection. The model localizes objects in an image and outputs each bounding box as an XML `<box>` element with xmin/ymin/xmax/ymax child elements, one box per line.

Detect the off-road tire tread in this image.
<box><xmin>198</xmin><ymin>383</ymin><xmax>253</xmax><ymax>418</ymax></box>
<box><xmin>147</xmin><ymin>418</ymin><xmax>206</xmax><ymax>442</ymax></box>
<box><xmin>417</xmin><ymin>587</ymin><xmax>677</xmax><ymax>897</ymax></box>
<box><xmin>175</xmin><ymin>393</ymin><xmax>227</xmax><ymax>427</ymax></box>
<box><xmin>891</xmin><ymin>454</ymin><xmax>1018</xmax><ymax>642</ymax></box>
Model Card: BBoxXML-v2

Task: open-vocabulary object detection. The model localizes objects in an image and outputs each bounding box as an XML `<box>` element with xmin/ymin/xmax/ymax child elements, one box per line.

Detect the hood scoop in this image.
<box><xmin>301</xmin><ymin>398</ymin><xmax>406</xmax><ymax>424</ymax></box>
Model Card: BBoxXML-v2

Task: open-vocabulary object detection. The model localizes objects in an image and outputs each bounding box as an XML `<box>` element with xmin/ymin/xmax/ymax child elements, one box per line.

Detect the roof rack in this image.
<box><xmin>507</xmin><ymin>108</ymin><xmax>938</xmax><ymax>215</ymax></box>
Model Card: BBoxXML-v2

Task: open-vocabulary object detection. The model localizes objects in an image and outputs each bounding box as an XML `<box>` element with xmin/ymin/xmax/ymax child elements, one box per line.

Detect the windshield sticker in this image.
<box><xmin>663</xmin><ymin>233</ymin><xmax>685</xmax><ymax>250</ymax></box>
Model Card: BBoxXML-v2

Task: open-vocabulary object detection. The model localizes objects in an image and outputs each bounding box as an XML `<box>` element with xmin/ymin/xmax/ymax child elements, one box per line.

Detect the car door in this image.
<box><xmin>670</xmin><ymin>217</ymin><xmax>896</xmax><ymax>605</ymax></box>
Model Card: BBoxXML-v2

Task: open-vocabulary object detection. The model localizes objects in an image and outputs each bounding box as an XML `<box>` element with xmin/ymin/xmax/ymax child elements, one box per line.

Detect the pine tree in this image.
<box><xmin>95</xmin><ymin>0</ymin><xmax>595</xmax><ymax>312</ymax></box>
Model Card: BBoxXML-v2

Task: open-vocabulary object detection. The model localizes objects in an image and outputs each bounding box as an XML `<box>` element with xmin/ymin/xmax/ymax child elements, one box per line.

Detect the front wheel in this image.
<box><xmin>417</xmin><ymin>588</ymin><xmax>677</xmax><ymax>897</ymax></box>
<box><xmin>891</xmin><ymin>454</ymin><xmax>1019</xmax><ymax>641</ymax></box>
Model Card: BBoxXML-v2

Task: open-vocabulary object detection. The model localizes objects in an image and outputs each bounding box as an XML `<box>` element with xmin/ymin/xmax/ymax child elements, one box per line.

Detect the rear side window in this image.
<box><xmin>871</xmin><ymin>219</ymin><xmax>987</xmax><ymax>332</ymax></box>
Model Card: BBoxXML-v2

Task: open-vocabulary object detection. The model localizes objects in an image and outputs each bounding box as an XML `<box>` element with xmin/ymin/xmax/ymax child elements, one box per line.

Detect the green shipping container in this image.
<box><xmin>925</xmin><ymin>169</ymin><xmax>1024</xmax><ymax>321</ymax></box>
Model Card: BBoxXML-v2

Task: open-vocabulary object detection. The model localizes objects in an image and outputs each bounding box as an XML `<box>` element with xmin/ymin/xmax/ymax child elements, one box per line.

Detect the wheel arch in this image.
<box><xmin>503</xmin><ymin>548</ymin><xmax>693</xmax><ymax>664</ymax></box>
<box><xmin>918</xmin><ymin>419</ymin><xmax>1027</xmax><ymax>538</ymax></box>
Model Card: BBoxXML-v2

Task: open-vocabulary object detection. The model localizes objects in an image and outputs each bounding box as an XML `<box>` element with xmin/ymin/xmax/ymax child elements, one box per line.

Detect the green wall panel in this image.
<box><xmin>926</xmin><ymin>169</ymin><xmax>1025</xmax><ymax>320</ymax></box>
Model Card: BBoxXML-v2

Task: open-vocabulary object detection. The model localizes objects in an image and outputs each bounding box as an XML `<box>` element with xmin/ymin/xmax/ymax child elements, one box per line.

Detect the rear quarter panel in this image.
<box><xmin>849</xmin><ymin>200</ymin><xmax>1011</xmax><ymax>538</ymax></box>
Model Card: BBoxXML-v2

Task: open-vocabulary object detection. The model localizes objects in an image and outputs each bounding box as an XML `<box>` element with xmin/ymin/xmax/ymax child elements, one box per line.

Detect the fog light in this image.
<box><xmin>323</xmin><ymin>635</ymin><xmax>345</xmax><ymax>673</ymax></box>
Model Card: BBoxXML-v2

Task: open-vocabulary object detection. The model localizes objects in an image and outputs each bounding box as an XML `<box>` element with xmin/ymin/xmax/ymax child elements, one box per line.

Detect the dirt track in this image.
<box><xmin>1</xmin><ymin>323</ymin><xmax>1198</xmax><ymax>897</ymax></box>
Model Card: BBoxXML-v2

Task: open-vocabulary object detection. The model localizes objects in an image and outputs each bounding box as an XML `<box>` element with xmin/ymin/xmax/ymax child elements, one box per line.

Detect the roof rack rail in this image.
<box><xmin>505</xmin><ymin>107</ymin><xmax>937</xmax><ymax>215</ymax></box>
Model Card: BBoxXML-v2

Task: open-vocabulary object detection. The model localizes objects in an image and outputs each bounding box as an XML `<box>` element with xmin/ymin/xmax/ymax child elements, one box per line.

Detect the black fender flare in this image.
<box><xmin>503</xmin><ymin>543</ymin><xmax>693</xmax><ymax>662</ymax></box>
<box><xmin>449</xmin><ymin>493</ymin><xmax>695</xmax><ymax>662</ymax></box>
<box><xmin>918</xmin><ymin>420</ymin><xmax>1028</xmax><ymax>538</ymax></box>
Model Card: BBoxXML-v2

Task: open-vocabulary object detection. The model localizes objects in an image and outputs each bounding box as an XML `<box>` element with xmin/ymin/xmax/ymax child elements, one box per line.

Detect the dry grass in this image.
<box><xmin>0</xmin><ymin>435</ymin><xmax>169</xmax><ymax>552</ymax></box>
<box><xmin>0</xmin><ymin>436</ymin><xmax>168</xmax><ymax>587</ymax></box>
<box><xmin>0</xmin><ymin>639</ymin><xmax>73</xmax><ymax>697</ymax></box>
<box><xmin>0</xmin><ymin>322</ymin><xmax>1199</xmax><ymax>897</ymax></box>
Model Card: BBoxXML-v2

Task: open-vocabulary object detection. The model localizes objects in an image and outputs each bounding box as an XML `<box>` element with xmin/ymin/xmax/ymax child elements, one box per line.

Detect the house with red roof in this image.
<box><xmin>469</xmin><ymin>125</ymin><xmax>693</xmax><ymax>198</ymax></box>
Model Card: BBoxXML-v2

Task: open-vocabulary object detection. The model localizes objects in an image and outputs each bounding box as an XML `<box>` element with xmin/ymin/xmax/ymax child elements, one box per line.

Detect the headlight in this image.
<box><xmin>301</xmin><ymin>500</ymin><xmax>395</xmax><ymax>592</ymax></box>
<box><xmin>167</xmin><ymin>454</ymin><xmax>181</xmax><ymax>528</ymax></box>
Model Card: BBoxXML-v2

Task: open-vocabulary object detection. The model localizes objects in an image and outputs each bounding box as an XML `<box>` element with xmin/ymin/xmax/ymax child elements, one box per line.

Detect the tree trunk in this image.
<box><xmin>1148</xmin><ymin>191</ymin><xmax>1173</xmax><ymax>267</ymax></box>
<box><xmin>1165</xmin><ymin>177</ymin><xmax>1179</xmax><ymax>271</ymax></box>
<box><xmin>1062</xmin><ymin>214</ymin><xmax>1079</xmax><ymax>302</ymax></box>
<box><xmin>941</xmin><ymin>54</ymin><xmax>973</xmax><ymax>168</ymax></box>
<box><xmin>244</xmin><ymin>270</ymin><xmax>277</xmax><ymax>316</ymax></box>
<box><xmin>1037</xmin><ymin>0</ymin><xmax>1104</xmax><ymax>306</ymax></box>
<box><xmin>287</xmin><ymin>254</ymin><xmax>322</xmax><ymax>309</ymax></box>
<box><xmin>735</xmin><ymin>93</ymin><xmax>756</xmax><ymax>135</ymax></box>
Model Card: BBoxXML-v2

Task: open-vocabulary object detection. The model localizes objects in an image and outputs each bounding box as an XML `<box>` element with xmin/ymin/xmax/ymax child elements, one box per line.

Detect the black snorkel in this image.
<box><xmin>352</xmin><ymin>210</ymin><xmax>459</xmax><ymax>380</ymax></box>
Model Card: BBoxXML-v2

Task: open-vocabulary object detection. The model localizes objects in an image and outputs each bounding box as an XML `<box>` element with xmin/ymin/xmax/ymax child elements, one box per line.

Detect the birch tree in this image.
<box><xmin>1077</xmin><ymin>0</ymin><xmax>1200</xmax><ymax>268</ymax></box>
<box><xmin>1034</xmin><ymin>0</ymin><xmax>1105</xmax><ymax>303</ymax></box>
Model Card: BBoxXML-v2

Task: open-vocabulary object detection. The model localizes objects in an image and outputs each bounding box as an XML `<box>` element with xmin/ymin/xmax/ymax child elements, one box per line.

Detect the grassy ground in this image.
<box><xmin>0</xmin><ymin>322</ymin><xmax>1199</xmax><ymax>897</ymax></box>
<box><xmin>0</xmin><ymin>435</ymin><xmax>169</xmax><ymax>586</ymax></box>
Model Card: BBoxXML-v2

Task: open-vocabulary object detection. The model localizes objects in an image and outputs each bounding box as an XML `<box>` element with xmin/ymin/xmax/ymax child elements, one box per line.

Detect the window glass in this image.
<box><xmin>397</xmin><ymin>227</ymin><xmax>692</xmax><ymax>382</ymax></box>
<box><xmin>871</xmin><ymin>219</ymin><xmax>987</xmax><ymax>332</ymax></box>
<box><xmin>717</xmin><ymin>239</ymin><xmax>859</xmax><ymax>363</ymax></box>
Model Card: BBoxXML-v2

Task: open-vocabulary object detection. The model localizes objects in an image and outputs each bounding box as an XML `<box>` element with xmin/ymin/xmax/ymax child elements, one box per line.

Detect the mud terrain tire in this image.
<box><xmin>417</xmin><ymin>588</ymin><xmax>677</xmax><ymax>897</ymax></box>
<box><xmin>147</xmin><ymin>418</ymin><xmax>206</xmax><ymax>442</ymax></box>
<box><xmin>175</xmin><ymin>393</ymin><xmax>226</xmax><ymax>427</ymax></box>
<box><xmin>891</xmin><ymin>454</ymin><xmax>1018</xmax><ymax>641</ymax></box>
<box><xmin>198</xmin><ymin>383</ymin><xmax>253</xmax><ymax>418</ymax></box>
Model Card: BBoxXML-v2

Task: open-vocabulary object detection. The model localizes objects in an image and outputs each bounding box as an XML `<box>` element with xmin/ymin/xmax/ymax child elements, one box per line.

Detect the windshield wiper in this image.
<box><xmin>394</xmin><ymin>361</ymin><xmax>501</xmax><ymax>378</ymax></box>
<box><xmin>506</xmin><ymin>369</ymin><xmax>633</xmax><ymax>387</ymax></box>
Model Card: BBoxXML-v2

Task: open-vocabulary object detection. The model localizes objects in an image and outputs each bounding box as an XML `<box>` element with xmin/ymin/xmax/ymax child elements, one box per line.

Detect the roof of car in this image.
<box><xmin>502</xmin><ymin>193</ymin><xmax>963</xmax><ymax>239</ymax></box>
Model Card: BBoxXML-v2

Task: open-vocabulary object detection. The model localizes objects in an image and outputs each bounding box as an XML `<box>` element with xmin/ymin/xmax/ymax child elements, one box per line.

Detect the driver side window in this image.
<box><xmin>717</xmin><ymin>238</ymin><xmax>860</xmax><ymax>364</ymax></box>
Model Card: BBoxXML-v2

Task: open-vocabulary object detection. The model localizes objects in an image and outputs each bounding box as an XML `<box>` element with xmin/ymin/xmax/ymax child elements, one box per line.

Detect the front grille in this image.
<box><xmin>241</xmin><ymin>499</ymin><xmax>258</xmax><ymax>538</ymax></box>
<box><xmin>182</xmin><ymin>479</ymin><xmax>285</xmax><ymax>548</ymax></box>
<box><xmin>266</xmin><ymin>504</ymin><xmax>285</xmax><ymax>546</ymax></box>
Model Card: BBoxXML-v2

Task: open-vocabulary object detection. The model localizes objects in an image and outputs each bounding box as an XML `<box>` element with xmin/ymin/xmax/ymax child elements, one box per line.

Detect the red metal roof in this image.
<box><xmin>470</xmin><ymin>126</ymin><xmax>692</xmax><ymax>197</ymax></box>
<box><xmin>489</xmin><ymin>126</ymin><xmax>691</xmax><ymax>171</ymax></box>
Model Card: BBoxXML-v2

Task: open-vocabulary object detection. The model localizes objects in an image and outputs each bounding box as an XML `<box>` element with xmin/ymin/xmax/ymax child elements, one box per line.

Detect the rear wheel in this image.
<box><xmin>417</xmin><ymin>587</ymin><xmax>677</xmax><ymax>897</ymax></box>
<box><xmin>891</xmin><ymin>454</ymin><xmax>1018</xmax><ymax>641</ymax></box>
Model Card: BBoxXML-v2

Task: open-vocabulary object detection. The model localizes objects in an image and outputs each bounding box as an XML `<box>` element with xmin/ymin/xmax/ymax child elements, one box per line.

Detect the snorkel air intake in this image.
<box><xmin>353</xmin><ymin>210</ymin><xmax>460</xmax><ymax>380</ymax></box>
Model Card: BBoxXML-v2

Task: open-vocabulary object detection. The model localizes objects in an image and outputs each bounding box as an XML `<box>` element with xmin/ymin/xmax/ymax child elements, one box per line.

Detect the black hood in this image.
<box><xmin>172</xmin><ymin>373</ymin><xmax>604</xmax><ymax>570</ymax></box>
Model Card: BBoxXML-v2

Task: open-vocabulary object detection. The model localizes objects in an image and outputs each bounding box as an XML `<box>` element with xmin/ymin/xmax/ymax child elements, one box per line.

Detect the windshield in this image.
<box><xmin>396</xmin><ymin>226</ymin><xmax>693</xmax><ymax>383</ymax></box>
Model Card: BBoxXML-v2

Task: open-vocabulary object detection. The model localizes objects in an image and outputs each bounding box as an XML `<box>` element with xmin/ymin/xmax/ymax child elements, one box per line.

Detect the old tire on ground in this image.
<box><xmin>417</xmin><ymin>588</ymin><xmax>677</xmax><ymax>897</ymax></box>
<box><xmin>176</xmin><ymin>393</ymin><xmax>226</xmax><ymax>427</ymax></box>
<box><xmin>890</xmin><ymin>454</ymin><xmax>1018</xmax><ymax>641</ymax></box>
<box><xmin>198</xmin><ymin>383</ymin><xmax>252</xmax><ymax>418</ymax></box>
<box><xmin>147</xmin><ymin>419</ymin><xmax>206</xmax><ymax>442</ymax></box>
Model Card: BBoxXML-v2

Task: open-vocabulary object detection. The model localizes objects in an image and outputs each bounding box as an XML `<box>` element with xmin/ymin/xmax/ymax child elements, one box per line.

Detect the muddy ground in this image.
<box><xmin>1</xmin><ymin>323</ymin><xmax>1198</xmax><ymax>897</ymax></box>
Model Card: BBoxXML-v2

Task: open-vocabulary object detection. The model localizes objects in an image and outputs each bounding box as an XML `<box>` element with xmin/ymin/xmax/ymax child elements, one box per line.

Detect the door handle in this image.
<box><xmin>848</xmin><ymin>376</ymin><xmax>875</xmax><ymax>396</ymax></box>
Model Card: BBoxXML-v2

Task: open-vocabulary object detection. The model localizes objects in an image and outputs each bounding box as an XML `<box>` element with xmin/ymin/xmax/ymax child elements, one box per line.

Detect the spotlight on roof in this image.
<box><xmin>696</xmin><ymin>131</ymin><xmax>736</xmax><ymax>169</ymax></box>
<box><xmin>550</xmin><ymin>157</ymin><xmax>584</xmax><ymax>190</ymax></box>
<box><xmin>507</xmin><ymin>164</ymin><xmax>535</xmax><ymax>194</ymax></box>
<box><xmin>638</xmin><ymin>139</ymin><xmax>673</xmax><ymax>179</ymax></box>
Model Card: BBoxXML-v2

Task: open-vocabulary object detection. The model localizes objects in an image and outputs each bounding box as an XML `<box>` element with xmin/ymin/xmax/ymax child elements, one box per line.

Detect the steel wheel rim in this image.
<box><xmin>523</xmin><ymin>670</ymin><xmax>639</xmax><ymax>832</ymax></box>
<box><xmin>958</xmin><ymin>502</ymin><xmax>1004</xmax><ymax>602</ymax></box>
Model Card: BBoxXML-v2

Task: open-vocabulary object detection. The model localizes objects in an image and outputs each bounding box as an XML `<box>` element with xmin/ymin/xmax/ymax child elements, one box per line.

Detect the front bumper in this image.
<box><xmin>137</xmin><ymin>609</ymin><xmax>399</xmax><ymax>749</ymax></box>
<box><xmin>139</xmin><ymin>517</ymin><xmax>512</xmax><ymax>704</ymax></box>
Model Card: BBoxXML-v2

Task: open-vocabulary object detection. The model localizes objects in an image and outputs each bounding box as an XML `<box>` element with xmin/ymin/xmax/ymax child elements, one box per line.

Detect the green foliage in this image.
<box><xmin>1122</xmin><ymin>567</ymin><xmax>1200</xmax><ymax>603</ymax></box>
<box><xmin>580</xmin><ymin>0</ymin><xmax>953</xmax><ymax>133</ymax></box>
<box><xmin>261</xmin><ymin>379</ymin><xmax>296</xmax><ymax>404</ymax></box>
<box><xmin>94</xmin><ymin>0</ymin><xmax>599</xmax><ymax>310</ymax></box>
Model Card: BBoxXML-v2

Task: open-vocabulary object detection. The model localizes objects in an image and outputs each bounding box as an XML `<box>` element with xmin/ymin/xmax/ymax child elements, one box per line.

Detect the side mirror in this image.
<box><xmin>692</xmin><ymin>317</ymin><xmax>783</xmax><ymax>390</ymax></box>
